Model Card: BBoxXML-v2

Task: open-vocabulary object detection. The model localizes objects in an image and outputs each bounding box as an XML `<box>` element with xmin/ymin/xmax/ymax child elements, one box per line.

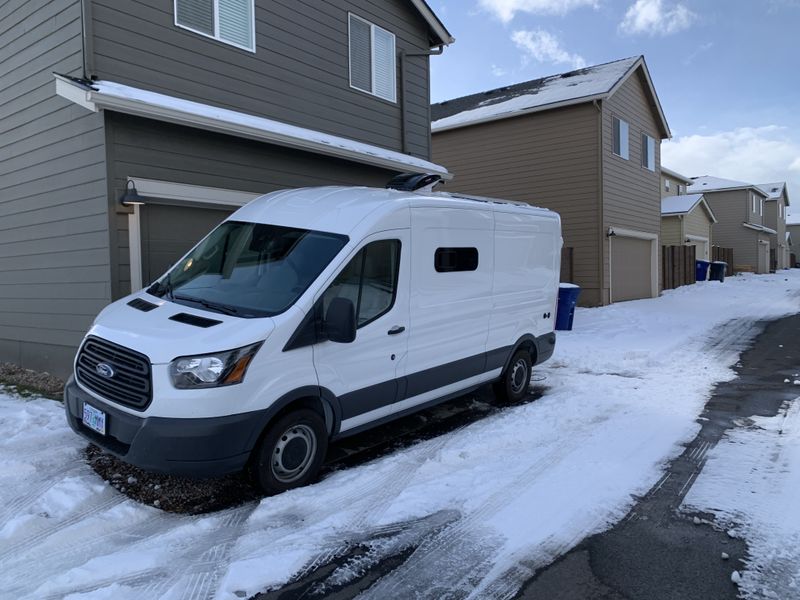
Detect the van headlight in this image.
<box><xmin>169</xmin><ymin>343</ymin><xmax>262</xmax><ymax>389</ymax></box>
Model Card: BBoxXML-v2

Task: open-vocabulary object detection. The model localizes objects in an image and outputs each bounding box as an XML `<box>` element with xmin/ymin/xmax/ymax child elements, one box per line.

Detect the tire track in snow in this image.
<box><xmin>357</xmin><ymin>410</ymin><xmax>615</xmax><ymax>600</ymax></box>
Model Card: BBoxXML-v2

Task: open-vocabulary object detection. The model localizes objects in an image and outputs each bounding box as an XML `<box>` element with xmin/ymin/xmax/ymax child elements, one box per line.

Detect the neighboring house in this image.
<box><xmin>661</xmin><ymin>166</ymin><xmax>692</xmax><ymax>198</ymax></box>
<box><xmin>661</xmin><ymin>194</ymin><xmax>716</xmax><ymax>260</ymax></box>
<box><xmin>0</xmin><ymin>0</ymin><xmax>453</xmax><ymax>376</ymax></box>
<box><xmin>758</xmin><ymin>182</ymin><xmax>791</xmax><ymax>269</ymax></box>
<box><xmin>688</xmin><ymin>176</ymin><xmax>773</xmax><ymax>274</ymax></box>
<box><xmin>787</xmin><ymin>222</ymin><xmax>800</xmax><ymax>266</ymax></box>
<box><xmin>431</xmin><ymin>56</ymin><xmax>671</xmax><ymax>306</ymax></box>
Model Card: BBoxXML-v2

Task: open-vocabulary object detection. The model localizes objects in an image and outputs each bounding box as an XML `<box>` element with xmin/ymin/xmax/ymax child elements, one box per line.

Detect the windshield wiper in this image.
<box><xmin>148</xmin><ymin>272</ymin><xmax>174</xmax><ymax>300</ymax></box>
<box><xmin>172</xmin><ymin>294</ymin><xmax>241</xmax><ymax>317</ymax></box>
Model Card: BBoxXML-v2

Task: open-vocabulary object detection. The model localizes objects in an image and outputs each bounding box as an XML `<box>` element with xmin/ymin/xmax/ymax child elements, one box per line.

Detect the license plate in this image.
<box><xmin>82</xmin><ymin>403</ymin><xmax>106</xmax><ymax>435</ymax></box>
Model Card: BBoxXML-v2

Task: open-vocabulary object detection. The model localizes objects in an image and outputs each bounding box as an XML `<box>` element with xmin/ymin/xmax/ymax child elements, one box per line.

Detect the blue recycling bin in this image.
<box><xmin>709</xmin><ymin>261</ymin><xmax>727</xmax><ymax>282</ymax></box>
<box><xmin>556</xmin><ymin>283</ymin><xmax>581</xmax><ymax>331</ymax></box>
<box><xmin>695</xmin><ymin>259</ymin><xmax>711</xmax><ymax>281</ymax></box>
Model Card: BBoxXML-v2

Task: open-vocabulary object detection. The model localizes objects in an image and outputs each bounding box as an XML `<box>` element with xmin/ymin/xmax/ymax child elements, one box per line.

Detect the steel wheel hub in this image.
<box><xmin>271</xmin><ymin>424</ymin><xmax>317</xmax><ymax>483</ymax></box>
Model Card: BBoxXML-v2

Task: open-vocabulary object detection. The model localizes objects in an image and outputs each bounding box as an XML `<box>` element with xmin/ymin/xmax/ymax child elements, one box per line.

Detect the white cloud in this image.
<box><xmin>491</xmin><ymin>64</ymin><xmax>508</xmax><ymax>77</ymax></box>
<box><xmin>662</xmin><ymin>125</ymin><xmax>800</xmax><ymax>218</ymax></box>
<box><xmin>478</xmin><ymin>0</ymin><xmax>598</xmax><ymax>23</ymax></box>
<box><xmin>619</xmin><ymin>0</ymin><xmax>696</xmax><ymax>36</ymax></box>
<box><xmin>511</xmin><ymin>29</ymin><xmax>587</xmax><ymax>70</ymax></box>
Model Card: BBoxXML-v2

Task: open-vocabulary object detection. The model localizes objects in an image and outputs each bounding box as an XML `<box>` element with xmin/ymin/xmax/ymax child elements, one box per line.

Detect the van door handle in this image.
<box><xmin>388</xmin><ymin>326</ymin><xmax>405</xmax><ymax>335</ymax></box>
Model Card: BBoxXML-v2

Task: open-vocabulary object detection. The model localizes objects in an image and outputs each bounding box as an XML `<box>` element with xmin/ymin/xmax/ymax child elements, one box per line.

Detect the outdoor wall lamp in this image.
<box><xmin>607</xmin><ymin>227</ymin><xmax>616</xmax><ymax>237</ymax></box>
<box><xmin>119</xmin><ymin>181</ymin><xmax>147</xmax><ymax>206</ymax></box>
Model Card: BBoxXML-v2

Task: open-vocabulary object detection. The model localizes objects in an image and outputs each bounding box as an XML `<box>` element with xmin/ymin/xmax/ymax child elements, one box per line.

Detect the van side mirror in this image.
<box><xmin>325</xmin><ymin>297</ymin><xmax>356</xmax><ymax>343</ymax></box>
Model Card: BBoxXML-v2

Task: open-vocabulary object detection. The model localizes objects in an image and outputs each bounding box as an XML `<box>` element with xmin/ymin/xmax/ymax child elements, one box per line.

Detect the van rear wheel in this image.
<box><xmin>250</xmin><ymin>409</ymin><xmax>328</xmax><ymax>496</ymax></box>
<box><xmin>493</xmin><ymin>349</ymin><xmax>532</xmax><ymax>403</ymax></box>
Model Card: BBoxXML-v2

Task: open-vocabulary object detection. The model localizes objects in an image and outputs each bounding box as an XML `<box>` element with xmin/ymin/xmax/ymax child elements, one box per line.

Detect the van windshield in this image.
<box><xmin>147</xmin><ymin>221</ymin><xmax>348</xmax><ymax>318</ymax></box>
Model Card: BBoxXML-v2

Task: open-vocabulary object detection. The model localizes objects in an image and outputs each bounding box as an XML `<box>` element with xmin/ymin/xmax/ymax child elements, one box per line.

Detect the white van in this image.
<box><xmin>64</xmin><ymin>183</ymin><xmax>561</xmax><ymax>495</ymax></box>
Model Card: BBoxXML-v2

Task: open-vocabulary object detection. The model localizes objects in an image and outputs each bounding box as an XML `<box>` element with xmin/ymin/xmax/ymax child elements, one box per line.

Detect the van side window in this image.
<box><xmin>323</xmin><ymin>239</ymin><xmax>400</xmax><ymax>328</ymax></box>
<box><xmin>434</xmin><ymin>247</ymin><xmax>479</xmax><ymax>272</ymax></box>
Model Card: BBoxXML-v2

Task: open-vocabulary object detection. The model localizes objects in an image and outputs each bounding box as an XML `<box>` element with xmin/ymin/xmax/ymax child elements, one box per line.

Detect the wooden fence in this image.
<box><xmin>561</xmin><ymin>247</ymin><xmax>574</xmax><ymax>283</ymax></box>
<box><xmin>711</xmin><ymin>246</ymin><xmax>734</xmax><ymax>276</ymax></box>
<box><xmin>662</xmin><ymin>245</ymin><xmax>696</xmax><ymax>290</ymax></box>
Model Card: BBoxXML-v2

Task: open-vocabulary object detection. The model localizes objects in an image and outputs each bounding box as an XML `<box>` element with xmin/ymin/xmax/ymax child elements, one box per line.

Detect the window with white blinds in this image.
<box><xmin>349</xmin><ymin>14</ymin><xmax>396</xmax><ymax>102</ymax></box>
<box><xmin>175</xmin><ymin>0</ymin><xmax>255</xmax><ymax>52</ymax></box>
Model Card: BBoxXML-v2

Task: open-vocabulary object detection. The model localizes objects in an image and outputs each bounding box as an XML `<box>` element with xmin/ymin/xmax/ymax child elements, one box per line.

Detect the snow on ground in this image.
<box><xmin>1</xmin><ymin>273</ymin><xmax>800</xmax><ymax>599</ymax></box>
<box><xmin>683</xmin><ymin>398</ymin><xmax>800</xmax><ymax>599</ymax></box>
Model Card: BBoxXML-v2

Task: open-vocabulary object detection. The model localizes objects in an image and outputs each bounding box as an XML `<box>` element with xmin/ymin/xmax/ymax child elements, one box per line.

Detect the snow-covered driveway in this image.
<box><xmin>1</xmin><ymin>273</ymin><xmax>799</xmax><ymax>600</ymax></box>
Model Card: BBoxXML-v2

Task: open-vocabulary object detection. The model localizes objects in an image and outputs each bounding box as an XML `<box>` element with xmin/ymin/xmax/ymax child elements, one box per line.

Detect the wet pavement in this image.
<box><xmin>517</xmin><ymin>314</ymin><xmax>800</xmax><ymax>599</ymax></box>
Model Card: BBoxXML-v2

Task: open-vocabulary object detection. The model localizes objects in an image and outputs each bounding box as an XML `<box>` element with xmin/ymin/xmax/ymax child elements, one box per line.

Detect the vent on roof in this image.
<box><xmin>127</xmin><ymin>298</ymin><xmax>158</xmax><ymax>312</ymax></box>
<box><xmin>169</xmin><ymin>313</ymin><xmax>222</xmax><ymax>328</ymax></box>
<box><xmin>772</xmin><ymin>187</ymin><xmax>780</xmax><ymax>193</ymax></box>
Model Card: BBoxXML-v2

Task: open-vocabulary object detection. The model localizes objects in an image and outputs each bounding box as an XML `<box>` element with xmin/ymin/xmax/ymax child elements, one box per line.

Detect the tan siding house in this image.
<box><xmin>759</xmin><ymin>182</ymin><xmax>791</xmax><ymax>269</ymax></box>
<box><xmin>661</xmin><ymin>194</ymin><xmax>716</xmax><ymax>260</ymax></box>
<box><xmin>661</xmin><ymin>167</ymin><xmax>692</xmax><ymax>198</ymax></box>
<box><xmin>689</xmin><ymin>176</ymin><xmax>772</xmax><ymax>273</ymax></box>
<box><xmin>431</xmin><ymin>56</ymin><xmax>670</xmax><ymax>306</ymax></box>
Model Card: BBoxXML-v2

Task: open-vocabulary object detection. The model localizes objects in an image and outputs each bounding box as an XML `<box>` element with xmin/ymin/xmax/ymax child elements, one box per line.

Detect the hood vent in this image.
<box><xmin>169</xmin><ymin>313</ymin><xmax>222</xmax><ymax>328</ymax></box>
<box><xmin>127</xmin><ymin>298</ymin><xmax>158</xmax><ymax>312</ymax></box>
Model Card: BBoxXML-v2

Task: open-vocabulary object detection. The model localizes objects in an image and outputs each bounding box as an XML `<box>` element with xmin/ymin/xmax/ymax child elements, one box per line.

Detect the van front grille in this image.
<box><xmin>76</xmin><ymin>336</ymin><xmax>152</xmax><ymax>410</ymax></box>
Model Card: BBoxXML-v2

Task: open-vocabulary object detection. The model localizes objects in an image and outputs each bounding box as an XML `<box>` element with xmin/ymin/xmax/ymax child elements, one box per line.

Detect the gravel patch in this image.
<box><xmin>84</xmin><ymin>444</ymin><xmax>260</xmax><ymax>514</ymax></box>
<box><xmin>0</xmin><ymin>362</ymin><xmax>64</xmax><ymax>399</ymax></box>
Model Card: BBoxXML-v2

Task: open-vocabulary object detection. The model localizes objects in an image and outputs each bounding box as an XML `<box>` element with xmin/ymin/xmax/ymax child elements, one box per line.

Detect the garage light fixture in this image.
<box><xmin>607</xmin><ymin>227</ymin><xmax>616</xmax><ymax>237</ymax></box>
<box><xmin>119</xmin><ymin>181</ymin><xmax>146</xmax><ymax>206</ymax></box>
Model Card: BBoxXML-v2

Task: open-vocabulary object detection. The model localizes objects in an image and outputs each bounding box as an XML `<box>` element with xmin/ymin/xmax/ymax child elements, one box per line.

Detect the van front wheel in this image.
<box><xmin>493</xmin><ymin>349</ymin><xmax>532</xmax><ymax>403</ymax></box>
<box><xmin>250</xmin><ymin>409</ymin><xmax>328</xmax><ymax>496</ymax></box>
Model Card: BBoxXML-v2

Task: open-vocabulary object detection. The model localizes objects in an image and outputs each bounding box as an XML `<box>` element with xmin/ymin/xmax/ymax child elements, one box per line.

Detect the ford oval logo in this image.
<box><xmin>95</xmin><ymin>362</ymin><xmax>115</xmax><ymax>379</ymax></box>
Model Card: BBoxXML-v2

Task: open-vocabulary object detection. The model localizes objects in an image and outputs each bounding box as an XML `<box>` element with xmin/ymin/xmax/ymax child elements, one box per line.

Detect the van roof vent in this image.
<box><xmin>169</xmin><ymin>313</ymin><xmax>223</xmax><ymax>328</ymax></box>
<box><xmin>386</xmin><ymin>173</ymin><xmax>442</xmax><ymax>193</ymax></box>
<box><xmin>127</xmin><ymin>298</ymin><xmax>159</xmax><ymax>312</ymax></box>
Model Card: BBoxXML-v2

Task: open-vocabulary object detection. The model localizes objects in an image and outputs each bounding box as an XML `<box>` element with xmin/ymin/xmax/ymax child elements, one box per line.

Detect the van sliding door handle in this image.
<box><xmin>387</xmin><ymin>326</ymin><xmax>406</xmax><ymax>335</ymax></box>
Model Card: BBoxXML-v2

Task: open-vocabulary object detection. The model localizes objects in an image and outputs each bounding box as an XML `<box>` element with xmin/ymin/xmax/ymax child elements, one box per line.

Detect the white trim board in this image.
<box><xmin>55</xmin><ymin>75</ymin><xmax>451</xmax><ymax>179</ymax></box>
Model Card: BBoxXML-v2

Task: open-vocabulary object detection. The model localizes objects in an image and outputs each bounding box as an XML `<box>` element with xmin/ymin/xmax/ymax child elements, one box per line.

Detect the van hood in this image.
<box><xmin>87</xmin><ymin>293</ymin><xmax>276</xmax><ymax>364</ymax></box>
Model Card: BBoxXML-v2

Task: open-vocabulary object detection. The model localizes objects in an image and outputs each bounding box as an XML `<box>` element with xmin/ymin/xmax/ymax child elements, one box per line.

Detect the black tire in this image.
<box><xmin>493</xmin><ymin>349</ymin><xmax>532</xmax><ymax>403</ymax></box>
<box><xmin>250</xmin><ymin>409</ymin><xmax>328</xmax><ymax>496</ymax></box>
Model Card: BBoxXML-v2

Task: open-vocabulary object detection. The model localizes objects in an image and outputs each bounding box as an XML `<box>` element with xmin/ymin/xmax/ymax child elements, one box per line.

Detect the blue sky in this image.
<box><xmin>429</xmin><ymin>0</ymin><xmax>800</xmax><ymax>217</ymax></box>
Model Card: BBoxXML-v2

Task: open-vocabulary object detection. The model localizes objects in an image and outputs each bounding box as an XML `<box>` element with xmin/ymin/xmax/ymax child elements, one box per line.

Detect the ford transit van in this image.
<box><xmin>64</xmin><ymin>184</ymin><xmax>561</xmax><ymax>495</ymax></box>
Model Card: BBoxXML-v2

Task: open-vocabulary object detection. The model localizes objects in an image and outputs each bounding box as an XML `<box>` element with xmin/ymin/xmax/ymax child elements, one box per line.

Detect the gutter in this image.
<box><xmin>743</xmin><ymin>222</ymin><xmax>777</xmax><ymax>235</ymax></box>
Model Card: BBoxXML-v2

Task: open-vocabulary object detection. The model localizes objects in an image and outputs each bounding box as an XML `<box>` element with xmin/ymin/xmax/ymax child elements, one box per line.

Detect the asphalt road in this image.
<box><xmin>517</xmin><ymin>314</ymin><xmax>800</xmax><ymax>600</ymax></box>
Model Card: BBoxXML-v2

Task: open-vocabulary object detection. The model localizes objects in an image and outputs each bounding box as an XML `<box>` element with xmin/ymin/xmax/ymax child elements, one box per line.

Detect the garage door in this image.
<box><xmin>611</xmin><ymin>236</ymin><xmax>652</xmax><ymax>302</ymax></box>
<box><xmin>140</xmin><ymin>203</ymin><xmax>234</xmax><ymax>285</ymax></box>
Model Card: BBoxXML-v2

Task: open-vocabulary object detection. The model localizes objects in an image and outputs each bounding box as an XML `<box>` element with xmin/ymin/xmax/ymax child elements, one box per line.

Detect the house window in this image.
<box><xmin>175</xmin><ymin>0</ymin><xmax>255</xmax><ymax>52</ymax></box>
<box><xmin>434</xmin><ymin>247</ymin><xmax>479</xmax><ymax>272</ymax></box>
<box><xmin>665</xmin><ymin>179</ymin><xmax>670</xmax><ymax>192</ymax></box>
<box><xmin>760</xmin><ymin>198</ymin><xmax>763</xmax><ymax>217</ymax></box>
<box><xmin>752</xmin><ymin>194</ymin><xmax>757</xmax><ymax>214</ymax></box>
<box><xmin>641</xmin><ymin>134</ymin><xmax>656</xmax><ymax>171</ymax></box>
<box><xmin>349</xmin><ymin>14</ymin><xmax>396</xmax><ymax>102</ymax></box>
<box><xmin>678</xmin><ymin>184</ymin><xmax>684</xmax><ymax>194</ymax></box>
<box><xmin>613</xmin><ymin>117</ymin><xmax>629</xmax><ymax>160</ymax></box>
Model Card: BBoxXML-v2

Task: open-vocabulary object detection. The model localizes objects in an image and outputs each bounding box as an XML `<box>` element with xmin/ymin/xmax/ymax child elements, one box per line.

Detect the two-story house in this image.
<box><xmin>431</xmin><ymin>56</ymin><xmax>671</xmax><ymax>306</ymax></box>
<box><xmin>688</xmin><ymin>176</ymin><xmax>773</xmax><ymax>273</ymax></box>
<box><xmin>660</xmin><ymin>166</ymin><xmax>715</xmax><ymax>261</ymax></box>
<box><xmin>758</xmin><ymin>182</ymin><xmax>791</xmax><ymax>269</ymax></box>
<box><xmin>0</xmin><ymin>0</ymin><xmax>453</xmax><ymax>376</ymax></box>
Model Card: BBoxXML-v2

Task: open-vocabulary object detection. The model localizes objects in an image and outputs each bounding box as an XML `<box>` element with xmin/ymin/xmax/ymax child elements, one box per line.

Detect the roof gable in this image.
<box><xmin>757</xmin><ymin>181</ymin><xmax>790</xmax><ymax>205</ymax></box>
<box><xmin>661</xmin><ymin>193</ymin><xmax>717</xmax><ymax>222</ymax></box>
<box><xmin>408</xmin><ymin>0</ymin><xmax>453</xmax><ymax>46</ymax></box>
<box><xmin>688</xmin><ymin>175</ymin><xmax>768</xmax><ymax>197</ymax></box>
<box><xmin>431</xmin><ymin>56</ymin><xmax>670</xmax><ymax>137</ymax></box>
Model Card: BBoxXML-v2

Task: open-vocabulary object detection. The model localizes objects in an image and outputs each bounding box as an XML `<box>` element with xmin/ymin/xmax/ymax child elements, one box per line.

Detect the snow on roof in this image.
<box><xmin>432</xmin><ymin>56</ymin><xmax>641</xmax><ymax>132</ymax></box>
<box><xmin>757</xmin><ymin>182</ymin><xmax>787</xmax><ymax>201</ymax></box>
<box><xmin>54</xmin><ymin>75</ymin><xmax>450</xmax><ymax>179</ymax></box>
<box><xmin>688</xmin><ymin>175</ymin><xmax>765</xmax><ymax>196</ymax></box>
<box><xmin>661</xmin><ymin>193</ymin><xmax>704</xmax><ymax>215</ymax></box>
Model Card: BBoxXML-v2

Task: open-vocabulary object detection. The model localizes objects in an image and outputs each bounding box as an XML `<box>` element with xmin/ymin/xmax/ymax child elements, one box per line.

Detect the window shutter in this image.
<box><xmin>218</xmin><ymin>0</ymin><xmax>253</xmax><ymax>49</ymax></box>
<box><xmin>176</xmin><ymin>0</ymin><xmax>214</xmax><ymax>35</ymax></box>
<box><xmin>349</xmin><ymin>16</ymin><xmax>372</xmax><ymax>92</ymax></box>
<box><xmin>372</xmin><ymin>27</ymin><xmax>395</xmax><ymax>101</ymax></box>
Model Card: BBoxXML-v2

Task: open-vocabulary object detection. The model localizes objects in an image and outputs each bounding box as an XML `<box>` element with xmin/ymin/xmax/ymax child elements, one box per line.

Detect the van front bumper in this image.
<box><xmin>64</xmin><ymin>376</ymin><xmax>264</xmax><ymax>477</ymax></box>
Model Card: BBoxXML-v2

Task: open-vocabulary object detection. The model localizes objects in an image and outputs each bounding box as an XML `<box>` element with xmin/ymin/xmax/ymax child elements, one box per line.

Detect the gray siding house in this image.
<box><xmin>660</xmin><ymin>166</ymin><xmax>714</xmax><ymax>260</ymax></box>
<box><xmin>0</xmin><ymin>0</ymin><xmax>452</xmax><ymax>376</ymax></box>
<box><xmin>688</xmin><ymin>176</ymin><xmax>773</xmax><ymax>274</ymax></box>
<box><xmin>431</xmin><ymin>56</ymin><xmax>671</xmax><ymax>306</ymax></box>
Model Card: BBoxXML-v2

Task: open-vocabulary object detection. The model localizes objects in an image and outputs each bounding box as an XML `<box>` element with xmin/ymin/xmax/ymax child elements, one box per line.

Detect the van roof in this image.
<box><xmin>232</xmin><ymin>186</ymin><xmax>557</xmax><ymax>235</ymax></box>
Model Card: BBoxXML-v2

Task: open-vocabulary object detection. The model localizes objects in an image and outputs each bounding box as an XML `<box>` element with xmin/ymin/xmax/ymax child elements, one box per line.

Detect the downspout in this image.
<box><xmin>80</xmin><ymin>0</ymin><xmax>95</xmax><ymax>78</ymax></box>
<box><xmin>400</xmin><ymin>45</ymin><xmax>445</xmax><ymax>156</ymax></box>
<box><xmin>594</xmin><ymin>99</ymin><xmax>606</xmax><ymax>303</ymax></box>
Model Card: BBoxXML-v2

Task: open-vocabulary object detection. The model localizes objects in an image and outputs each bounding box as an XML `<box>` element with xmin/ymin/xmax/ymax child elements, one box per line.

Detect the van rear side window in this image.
<box><xmin>435</xmin><ymin>247</ymin><xmax>479</xmax><ymax>272</ymax></box>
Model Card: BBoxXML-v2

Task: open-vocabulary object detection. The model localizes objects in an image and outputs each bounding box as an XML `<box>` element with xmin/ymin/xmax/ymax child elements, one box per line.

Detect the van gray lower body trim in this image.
<box><xmin>64</xmin><ymin>377</ymin><xmax>260</xmax><ymax>477</ymax></box>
